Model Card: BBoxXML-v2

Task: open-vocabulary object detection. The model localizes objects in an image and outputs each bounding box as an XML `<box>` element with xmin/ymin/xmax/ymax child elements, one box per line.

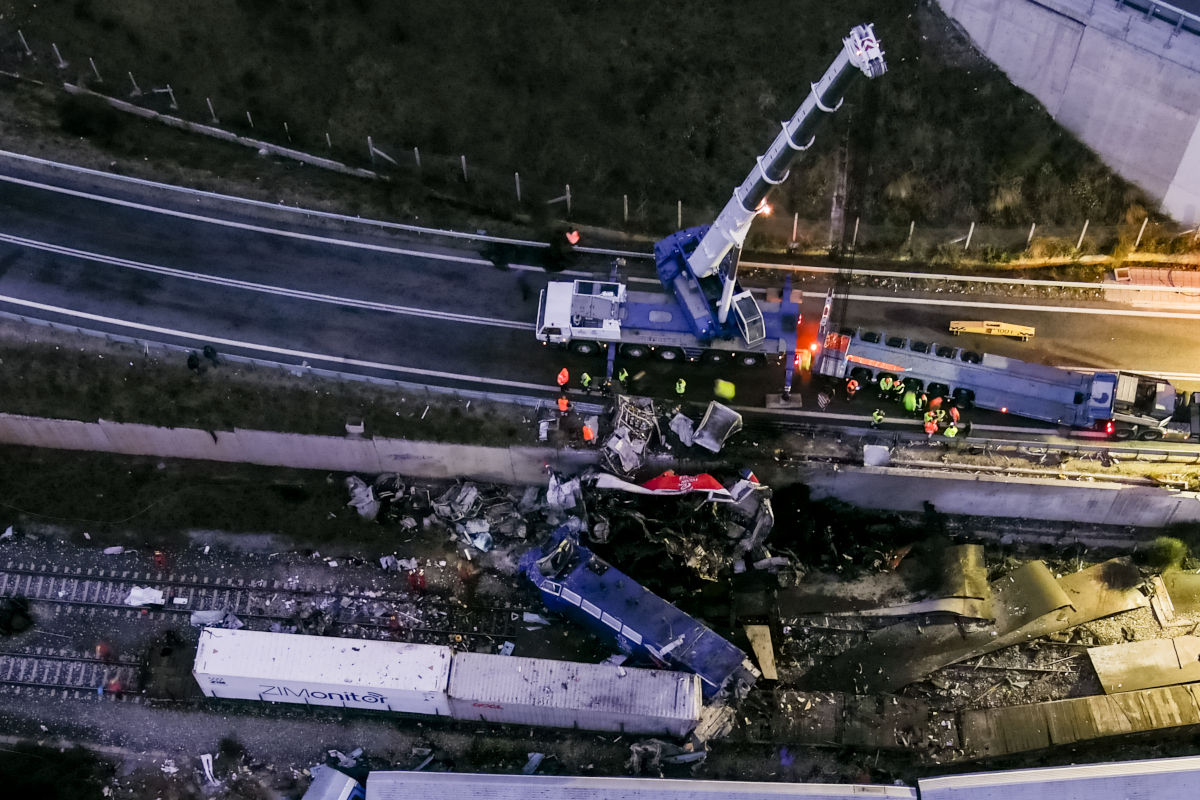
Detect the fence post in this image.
<box><xmin>52</xmin><ymin>43</ymin><xmax>67</xmax><ymax>69</ymax></box>
<box><xmin>565</xmin><ymin>185</ymin><xmax>571</xmax><ymax>214</ymax></box>
<box><xmin>906</xmin><ymin>220</ymin><xmax>914</xmax><ymax>246</ymax></box>
<box><xmin>413</xmin><ymin>147</ymin><xmax>420</xmax><ymax>168</ymax></box>
<box><xmin>205</xmin><ymin>98</ymin><xmax>218</xmax><ymax>124</ymax></box>
<box><xmin>17</xmin><ymin>31</ymin><xmax>31</xmax><ymax>57</ymax></box>
<box><xmin>1076</xmin><ymin>219</ymin><xmax>1089</xmax><ymax>251</ymax></box>
<box><xmin>964</xmin><ymin>221</ymin><xmax>975</xmax><ymax>250</ymax></box>
<box><xmin>791</xmin><ymin>212</ymin><xmax>799</xmax><ymax>245</ymax></box>
<box><xmin>1027</xmin><ymin>222</ymin><xmax>1036</xmax><ymax>247</ymax></box>
<box><xmin>246</xmin><ymin>111</ymin><xmax>254</xmax><ymax>129</ymax></box>
<box><xmin>461</xmin><ymin>155</ymin><xmax>468</xmax><ymax>182</ymax></box>
<box><xmin>367</xmin><ymin>136</ymin><xmax>375</xmax><ymax>165</ymax></box>
<box><xmin>89</xmin><ymin>57</ymin><xmax>102</xmax><ymax>82</ymax></box>
<box><xmin>1135</xmin><ymin>217</ymin><xmax>1148</xmax><ymax>249</ymax></box>
<box><xmin>514</xmin><ymin>173</ymin><xmax>521</xmax><ymax>202</ymax></box>
<box><xmin>623</xmin><ymin>195</ymin><xmax>628</xmax><ymax>223</ymax></box>
<box><xmin>325</xmin><ymin>132</ymin><xmax>332</xmax><ymax>151</ymax></box>
<box><xmin>851</xmin><ymin>217</ymin><xmax>860</xmax><ymax>250</ymax></box>
<box><xmin>284</xmin><ymin>122</ymin><xmax>291</xmax><ymax>142</ymax></box>
<box><xmin>677</xmin><ymin>200</ymin><xmax>682</xmax><ymax>229</ymax></box>
<box><xmin>127</xmin><ymin>72</ymin><xmax>142</xmax><ymax>98</ymax></box>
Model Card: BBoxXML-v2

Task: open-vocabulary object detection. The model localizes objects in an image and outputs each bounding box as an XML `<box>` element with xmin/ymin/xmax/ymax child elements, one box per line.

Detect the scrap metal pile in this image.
<box><xmin>601</xmin><ymin>396</ymin><xmax>744</xmax><ymax>474</ymax></box>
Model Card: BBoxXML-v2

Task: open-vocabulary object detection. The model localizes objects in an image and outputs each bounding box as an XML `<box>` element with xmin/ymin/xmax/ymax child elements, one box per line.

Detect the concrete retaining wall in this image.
<box><xmin>0</xmin><ymin>413</ymin><xmax>592</xmax><ymax>484</ymax></box>
<box><xmin>805</xmin><ymin>465</ymin><xmax>1200</xmax><ymax>528</ymax></box>
<box><xmin>938</xmin><ymin>0</ymin><xmax>1200</xmax><ymax>223</ymax></box>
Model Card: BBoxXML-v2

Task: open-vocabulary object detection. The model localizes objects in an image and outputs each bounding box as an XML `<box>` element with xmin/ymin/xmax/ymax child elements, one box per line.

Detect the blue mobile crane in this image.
<box><xmin>536</xmin><ymin>25</ymin><xmax>887</xmax><ymax>397</ymax></box>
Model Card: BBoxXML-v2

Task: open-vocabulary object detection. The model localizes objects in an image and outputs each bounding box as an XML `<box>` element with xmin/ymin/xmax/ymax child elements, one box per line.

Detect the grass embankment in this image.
<box><xmin>0</xmin><ymin>0</ymin><xmax>1163</xmax><ymax>260</ymax></box>
<box><xmin>0</xmin><ymin>319</ymin><xmax>537</xmax><ymax>445</ymax></box>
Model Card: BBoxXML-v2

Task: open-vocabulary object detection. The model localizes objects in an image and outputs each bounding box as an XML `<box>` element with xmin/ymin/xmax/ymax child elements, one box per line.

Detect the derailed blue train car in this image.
<box><xmin>520</xmin><ymin>528</ymin><xmax>758</xmax><ymax>700</ymax></box>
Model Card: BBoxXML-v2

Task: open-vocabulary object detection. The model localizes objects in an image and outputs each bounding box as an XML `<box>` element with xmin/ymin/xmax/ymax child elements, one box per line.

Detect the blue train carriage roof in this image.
<box><xmin>521</xmin><ymin>528</ymin><xmax>757</xmax><ymax>699</ymax></box>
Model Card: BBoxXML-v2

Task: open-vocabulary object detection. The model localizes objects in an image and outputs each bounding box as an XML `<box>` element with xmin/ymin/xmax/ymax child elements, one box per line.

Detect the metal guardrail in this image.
<box><xmin>1116</xmin><ymin>0</ymin><xmax>1200</xmax><ymax>39</ymax></box>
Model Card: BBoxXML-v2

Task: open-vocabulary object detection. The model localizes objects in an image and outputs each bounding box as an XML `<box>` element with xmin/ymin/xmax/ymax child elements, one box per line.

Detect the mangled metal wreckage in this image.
<box><xmin>521</xmin><ymin>527</ymin><xmax>757</xmax><ymax>740</ymax></box>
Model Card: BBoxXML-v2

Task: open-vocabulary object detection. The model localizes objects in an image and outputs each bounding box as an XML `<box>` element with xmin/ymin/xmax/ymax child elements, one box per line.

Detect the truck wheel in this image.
<box><xmin>1112</xmin><ymin>428</ymin><xmax>1136</xmax><ymax>440</ymax></box>
<box><xmin>656</xmin><ymin>347</ymin><xmax>684</xmax><ymax>362</ymax></box>
<box><xmin>570</xmin><ymin>340</ymin><xmax>600</xmax><ymax>356</ymax></box>
<box><xmin>704</xmin><ymin>351</ymin><xmax>729</xmax><ymax>365</ymax></box>
<box><xmin>621</xmin><ymin>344</ymin><xmax>648</xmax><ymax>359</ymax></box>
<box><xmin>1139</xmin><ymin>429</ymin><xmax>1164</xmax><ymax>441</ymax></box>
<box><xmin>736</xmin><ymin>353</ymin><xmax>763</xmax><ymax>367</ymax></box>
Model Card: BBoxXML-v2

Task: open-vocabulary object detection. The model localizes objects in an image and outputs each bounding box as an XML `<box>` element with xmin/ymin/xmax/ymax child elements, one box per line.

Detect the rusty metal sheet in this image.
<box><xmin>1088</xmin><ymin>636</ymin><xmax>1200</xmax><ymax>694</ymax></box>
<box><xmin>800</xmin><ymin>561</ymin><xmax>1070</xmax><ymax>694</ymax></box>
<box><xmin>961</xmin><ymin>683</ymin><xmax>1200</xmax><ymax>759</ymax></box>
<box><xmin>941</xmin><ymin>544</ymin><xmax>989</xmax><ymax>601</ymax></box>
<box><xmin>801</xmin><ymin>560</ymin><xmax>1145</xmax><ymax>694</ymax></box>
<box><xmin>1164</xmin><ymin>570</ymin><xmax>1200</xmax><ymax>614</ymax></box>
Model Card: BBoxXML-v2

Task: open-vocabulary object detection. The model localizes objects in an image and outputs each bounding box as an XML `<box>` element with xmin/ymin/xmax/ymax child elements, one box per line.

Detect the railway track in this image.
<box><xmin>0</xmin><ymin>561</ymin><xmax>524</xmax><ymax>645</ymax></box>
<box><xmin>0</xmin><ymin>647</ymin><xmax>142</xmax><ymax>697</ymax></box>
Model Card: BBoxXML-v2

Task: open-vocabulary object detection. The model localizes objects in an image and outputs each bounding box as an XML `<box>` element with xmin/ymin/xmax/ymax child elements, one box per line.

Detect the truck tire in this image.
<box><xmin>1112</xmin><ymin>428</ymin><xmax>1136</xmax><ymax>440</ymax></box>
<box><xmin>656</xmin><ymin>347</ymin><xmax>683</xmax><ymax>362</ymax></box>
<box><xmin>570</xmin><ymin>340</ymin><xmax>601</xmax><ymax>356</ymax></box>
<box><xmin>621</xmin><ymin>344</ymin><xmax>649</xmax><ymax>359</ymax></box>
<box><xmin>704</xmin><ymin>351</ymin><xmax>730</xmax><ymax>365</ymax></box>
<box><xmin>1139</xmin><ymin>429</ymin><xmax>1164</xmax><ymax>441</ymax></box>
<box><xmin>736</xmin><ymin>353</ymin><xmax>763</xmax><ymax>367</ymax></box>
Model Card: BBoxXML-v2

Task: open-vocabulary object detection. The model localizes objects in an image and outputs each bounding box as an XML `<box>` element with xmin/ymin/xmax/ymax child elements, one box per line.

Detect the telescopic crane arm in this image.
<box><xmin>702</xmin><ymin>24</ymin><xmax>886</xmax><ymax>324</ymax></box>
<box><xmin>651</xmin><ymin>24</ymin><xmax>886</xmax><ymax>348</ymax></box>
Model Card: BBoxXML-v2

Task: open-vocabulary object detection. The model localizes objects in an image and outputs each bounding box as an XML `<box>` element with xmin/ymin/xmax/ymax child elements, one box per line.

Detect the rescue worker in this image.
<box><xmin>846</xmin><ymin>378</ymin><xmax>860</xmax><ymax>399</ymax></box>
<box><xmin>903</xmin><ymin>390</ymin><xmax>917</xmax><ymax>414</ymax></box>
<box><xmin>892</xmin><ymin>378</ymin><xmax>906</xmax><ymax>401</ymax></box>
<box><xmin>557</xmin><ymin>395</ymin><xmax>570</xmax><ymax>413</ymax></box>
<box><xmin>714</xmin><ymin>379</ymin><xmax>736</xmax><ymax>400</ymax></box>
<box><xmin>581</xmin><ymin>373</ymin><xmax>592</xmax><ymax>392</ymax></box>
<box><xmin>935</xmin><ymin>408</ymin><xmax>947</xmax><ymax>424</ymax></box>
<box><xmin>929</xmin><ymin>395</ymin><xmax>944</xmax><ymax>411</ymax></box>
<box><xmin>916</xmin><ymin>393</ymin><xmax>928</xmax><ymax>413</ymax></box>
<box><xmin>871</xmin><ymin>409</ymin><xmax>885</xmax><ymax>429</ymax></box>
<box><xmin>879</xmin><ymin>375</ymin><xmax>894</xmax><ymax>396</ymax></box>
<box><xmin>581</xmin><ymin>424</ymin><xmax>595</xmax><ymax>443</ymax></box>
<box><xmin>557</xmin><ymin>368</ymin><xmax>569</xmax><ymax>388</ymax></box>
<box><xmin>923</xmin><ymin>410</ymin><xmax>935</xmax><ymax>425</ymax></box>
<box><xmin>618</xmin><ymin>367</ymin><xmax>629</xmax><ymax>387</ymax></box>
<box><xmin>925</xmin><ymin>418</ymin><xmax>939</xmax><ymax>438</ymax></box>
<box><xmin>944</xmin><ymin>423</ymin><xmax>959</xmax><ymax>439</ymax></box>
<box><xmin>675</xmin><ymin>378</ymin><xmax>686</xmax><ymax>395</ymax></box>
<box><xmin>949</xmin><ymin>405</ymin><xmax>961</xmax><ymax>424</ymax></box>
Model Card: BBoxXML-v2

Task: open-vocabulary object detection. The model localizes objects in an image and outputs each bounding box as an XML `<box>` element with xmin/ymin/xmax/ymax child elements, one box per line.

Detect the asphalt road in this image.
<box><xmin>2</xmin><ymin>150</ymin><xmax>1199</xmax><ymax>441</ymax></box>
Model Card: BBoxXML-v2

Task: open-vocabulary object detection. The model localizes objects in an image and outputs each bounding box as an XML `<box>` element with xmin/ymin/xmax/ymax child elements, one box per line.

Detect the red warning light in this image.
<box><xmin>809</xmin><ymin>343</ymin><xmax>819</xmax><ymax>352</ymax></box>
<box><xmin>1001</xmin><ymin>407</ymin><xmax>1008</xmax><ymax>413</ymax></box>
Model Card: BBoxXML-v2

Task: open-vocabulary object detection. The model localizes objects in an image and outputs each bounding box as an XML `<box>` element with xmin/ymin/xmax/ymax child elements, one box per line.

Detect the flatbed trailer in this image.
<box><xmin>536</xmin><ymin>279</ymin><xmax>800</xmax><ymax>369</ymax></box>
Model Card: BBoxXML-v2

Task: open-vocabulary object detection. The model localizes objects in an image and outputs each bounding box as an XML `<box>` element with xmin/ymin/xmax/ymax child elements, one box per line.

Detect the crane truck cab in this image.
<box><xmin>536</xmin><ymin>280</ymin><xmax>625</xmax><ymax>354</ymax></box>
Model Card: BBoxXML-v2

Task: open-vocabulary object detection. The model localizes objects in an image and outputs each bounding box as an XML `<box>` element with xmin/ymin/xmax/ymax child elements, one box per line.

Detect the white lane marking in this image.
<box><xmin>0</xmin><ymin>293</ymin><xmax>555</xmax><ymax>391</ymax></box>
<box><xmin>808</xmin><ymin>291</ymin><xmax>1200</xmax><ymax>320</ymax></box>
<box><xmin>1</xmin><ymin>148</ymin><xmax>659</xmax><ymax>259</ymax></box>
<box><xmin>0</xmin><ymin>232</ymin><xmax>533</xmax><ymax>330</ymax></box>
<box><xmin>0</xmin><ymin>173</ymin><xmax>575</xmax><ymax>275</ymax></box>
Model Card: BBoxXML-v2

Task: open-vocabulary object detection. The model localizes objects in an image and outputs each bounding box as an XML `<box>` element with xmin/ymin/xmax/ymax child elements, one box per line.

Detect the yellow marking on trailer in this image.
<box><xmin>949</xmin><ymin>320</ymin><xmax>1035</xmax><ymax>340</ymax></box>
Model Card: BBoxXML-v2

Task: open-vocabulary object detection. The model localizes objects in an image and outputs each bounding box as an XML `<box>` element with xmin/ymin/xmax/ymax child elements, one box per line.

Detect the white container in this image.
<box><xmin>193</xmin><ymin>628</ymin><xmax>452</xmax><ymax>715</ymax></box>
<box><xmin>365</xmin><ymin>772</ymin><xmax>919</xmax><ymax>800</ymax></box>
<box><xmin>447</xmin><ymin>652</ymin><xmax>701</xmax><ymax>737</ymax></box>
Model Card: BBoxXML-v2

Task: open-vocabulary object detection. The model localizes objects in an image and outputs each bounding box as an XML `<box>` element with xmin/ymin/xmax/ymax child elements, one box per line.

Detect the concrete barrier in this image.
<box><xmin>804</xmin><ymin>465</ymin><xmax>1200</xmax><ymax>528</ymax></box>
<box><xmin>0</xmin><ymin>413</ymin><xmax>591</xmax><ymax>485</ymax></box>
<box><xmin>938</xmin><ymin>0</ymin><xmax>1200</xmax><ymax>223</ymax></box>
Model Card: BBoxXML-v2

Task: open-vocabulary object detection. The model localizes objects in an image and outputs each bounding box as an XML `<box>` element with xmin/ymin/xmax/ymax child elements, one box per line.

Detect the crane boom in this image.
<box><xmin>653</xmin><ymin>24</ymin><xmax>886</xmax><ymax>346</ymax></box>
